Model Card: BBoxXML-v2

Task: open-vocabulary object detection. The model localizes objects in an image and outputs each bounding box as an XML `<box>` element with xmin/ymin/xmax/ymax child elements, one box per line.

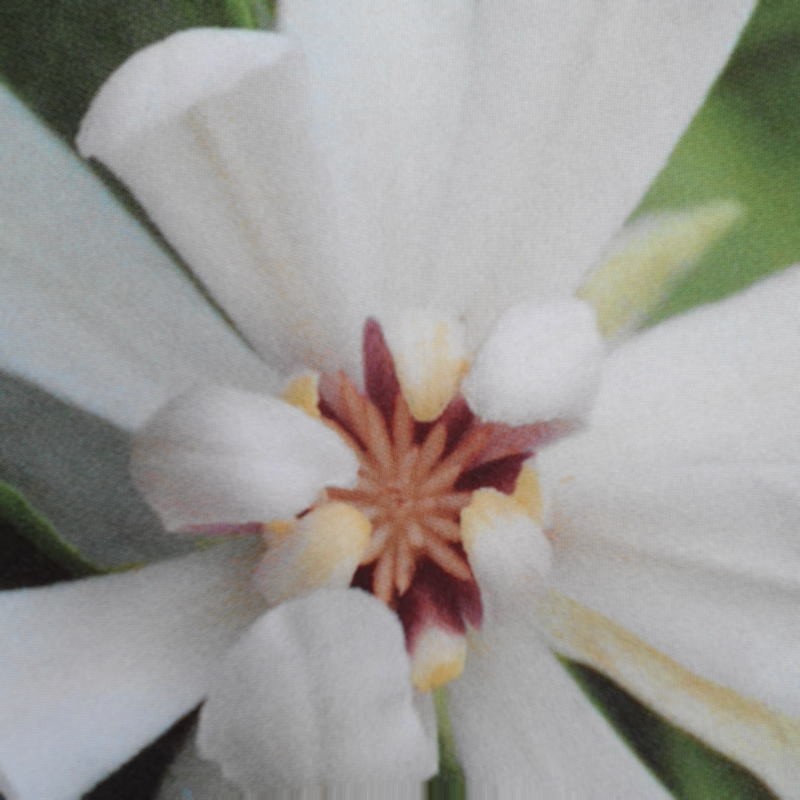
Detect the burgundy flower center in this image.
<box><xmin>316</xmin><ymin>319</ymin><xmax>565</xmax><ymax>646</ymax></box>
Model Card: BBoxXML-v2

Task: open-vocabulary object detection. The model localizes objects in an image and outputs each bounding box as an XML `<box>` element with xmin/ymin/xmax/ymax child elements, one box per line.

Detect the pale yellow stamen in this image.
<box><xmin>253</xmin><ymin>502</ymin><xmax>371</xmax><ymax>605</ymax></box>
<box><xmin>512</xmin><ymin>465</ymin><xmax>544</xmax><ymax>523</ymax></box>
<box><xmin>281</xmin><ymin>373</ymin><xmax>321</xmax><ymax>418</ymax></box>
<box><xmin>384</xmin><ymin>311</ymin><xmax>470</xmax><ymax>422</ymax></box>
<box><xmin>578</xmin><ymin>200</ymin><xmax>743</xmax><ymax>340</ymax></box>
<box><xmin>411</xmin><ymin>626</ymin><xmax>467</xmax><ymax>692</ymax></box>
<box><xmin>460</xmin><ymin>488</ymin><xmax>524</xmax><ymax>554</ymax></box>
<box><xmin>541</xmin><ymin>591</ymin><xmax>800</xmax><ymax>797</ymax></box>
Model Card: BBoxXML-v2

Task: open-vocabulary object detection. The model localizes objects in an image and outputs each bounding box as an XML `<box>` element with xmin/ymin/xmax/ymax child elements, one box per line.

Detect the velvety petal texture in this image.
<box><xmin>198</xmin><ymin>589</ymin><xmax>437</xmax><ymax>794</ymax></box>
<box><xmin>277</xmin><ymin>0</ymin><xmax>474</xmax><ymax>321</ymax></box>
<box><xmin>78</xmin><ymin>3</ymin><xmax>752</xmax><ymax>361</ymax></box>
<box><xmin>536</xmin><ymin>268</ymin><xmax>800</xmax><ymax>784</ymax></box>
<box><xmin>0</xmin><ymin>542</ymin><xmax>265</xmax><ymax>800</ymax></box>
<box><xmin>447</xmin><ymin>628</ymin><xmax>669</xmax><ymax>798</ymax></box>
<box><xmin>1</xmin><ymin>86</ymin><xmax>271</xmax><ymax>431</ymax></box>
<box><xmin>450</xmin><ymin>509</ymin><xmax>668</xmax><ymax>796</ymax></box>
<box><xmin>541</xmin><ymin>592</ymin><xmax>800</xmax><ymax>799</ymax></box>
<box><xmin>132</xmin><ymin>386</ymin><xmax>359</xmax><ymax>531</ymax></box>
<box><xmin>430</xmin><ymin>0</ymin><xmax>754</xmax><ymax>337</ymax></box>
<box><xmin>78</xmin><ymin>28</ymin><xmax>361</xmax><ymax>376</ymax></box>
<box><xmin>462</xmin><ymin>299</ymin><xmax>603</xmax><ymax>425</ymax></box>
<box><xmin>548</xmin><ymin>464</ymin><xmax>800</xmax><ymax>718</ymax></box>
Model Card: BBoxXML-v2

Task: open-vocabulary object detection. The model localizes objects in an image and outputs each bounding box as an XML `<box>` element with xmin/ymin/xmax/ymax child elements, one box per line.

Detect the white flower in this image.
<box><xmin>3</xmin><ymin>2</ymin><xmax>800</xmax><ymax>799</ymax></box>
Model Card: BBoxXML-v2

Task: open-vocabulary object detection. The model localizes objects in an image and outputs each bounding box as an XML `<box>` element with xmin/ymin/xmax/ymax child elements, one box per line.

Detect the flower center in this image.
<box><xmin>325</xmin><ymin>369</ymin><xmax>485</xmax><ymax>603</ymax></box>
<box><xmin>314</xmin><ymin>320</ymin><xmax>563</xmax><ymax>649</ymax></box>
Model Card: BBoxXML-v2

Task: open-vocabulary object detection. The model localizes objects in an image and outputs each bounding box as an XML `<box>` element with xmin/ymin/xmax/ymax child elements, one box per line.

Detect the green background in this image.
<box><xmin>1</xmin><ymin>1</ymin><xmax>798</xmax><ymax>797</ymax></box>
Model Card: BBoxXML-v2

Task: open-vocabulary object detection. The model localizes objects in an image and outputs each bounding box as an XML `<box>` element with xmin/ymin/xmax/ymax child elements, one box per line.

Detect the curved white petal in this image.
<box><xmin>78</xmin><ymin>28</ymin><xmax>360</xmax><ymax>375</ymax></box>
<box><xmin>534</xmin><ymin>267</ymin><xmax>800</xmax><ymax>724</ymax></box>
<box><xmin>0</xmin><ymin>86</ymin><xmax>272</xmax><ymax>431</ymax></box>
<box><xmin>197</xmin><ymin>589</ymin><xmax>437</xmax><ymax>793</ymax></box>
<box><xmin>0</xmin><ymin>373</ymin><xmax>188</xmax><ymax>568</ymax></box>
<box><xmin>463</xmin><ymin>299</ymin><xmax>603</xmax><ymax>425</ymax></box>
<box><xmin>0</xmin><ymin>541</ymin><xmax>265</xmax><ymax>800</ymax></box>
<box><xmin>551</xmin><ymin>265</ymin><xmax>800</xmax><ymax>469</ymax></box>
<box><xmin>430</xmin><ymin>1</ymin><xmax>754</xmax><ymax>336</ymax></box>
<box><xmin>545</xmin><ymin>462</ymin><xmax>800</xmax><ymax>719</ymax></box>
<box><xmin>448</xmin><ymin>636</ymin><xmax>669</xmax><ymax>797</ymax></box>
<box><xmin>541</xmin><ymin>592</ymin><xmax>800</xmax><ymax>800</ymax></box>
<box><xmin>460</xmin><ymin>487</ymin><xmax>553</xmax><ymax>620</ymax></box>
<box><xmin>450</xmin><ymin>498</ymin><xmax>668</xmax><ymax>795</ymax></box>
<box><xmin>531</xmin><ymin>266</ymin><xmax>800</xmax><ymax>794</ymax></box>
<box><xmin>278</xmin><ymin>1</ymin><xmax>475</xmax><ymax>319</ymax></box>
<box><xmin>132</xmin><ymin>386</ymin><xmax>359</xmax><ymax>531</ymax></box>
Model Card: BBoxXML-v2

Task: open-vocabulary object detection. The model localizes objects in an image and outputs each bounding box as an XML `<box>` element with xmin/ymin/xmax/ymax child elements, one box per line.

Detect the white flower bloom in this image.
<box><xmin>4</xmin><ymin>2</ymin><xmax>800</xmax><ymax>799</ymax></box>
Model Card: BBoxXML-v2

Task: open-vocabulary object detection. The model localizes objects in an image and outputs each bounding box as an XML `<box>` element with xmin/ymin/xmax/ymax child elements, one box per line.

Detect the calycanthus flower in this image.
<box><xmin>2</xmin><ymin>2</ymin><xmax>800</xmax><ymax>798</ymax></box>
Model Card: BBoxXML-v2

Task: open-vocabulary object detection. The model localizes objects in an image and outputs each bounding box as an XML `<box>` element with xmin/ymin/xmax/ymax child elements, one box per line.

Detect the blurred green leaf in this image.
<box><xmin>644</xmin><ymin>0</ymin><xmax>800</xmax><ymax>322</ymax></box>
<box><xmin>0</xmin><ymin>481</ymin><xmax>99</xmax><ymax>588</ymax></box>
<box><xmin>0</xmin><ymin>0</ymin><xmax>273</xmax><ymax>143</ymax></box>
<box><xmin>565</xmin><ymin>660</ymin><xmax>778</xmax><ymax>799</ymax></box>
<box><xmin>84</xmin><ymin>712</ymin><xmax>197</xmax><ymax>800</ymax></box>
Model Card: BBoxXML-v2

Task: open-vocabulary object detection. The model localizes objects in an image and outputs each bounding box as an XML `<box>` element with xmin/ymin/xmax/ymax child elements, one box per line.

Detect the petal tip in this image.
<box><xmin>77</xmin><ymin>27</ymin><xmax>296</xmax><ymax>161</ymax></box>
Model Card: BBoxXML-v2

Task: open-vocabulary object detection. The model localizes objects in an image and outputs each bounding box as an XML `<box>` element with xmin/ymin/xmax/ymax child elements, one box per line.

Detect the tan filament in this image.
<box><xmin>326</xmin><ymin>375</ymin><xmax>485</xmax><ymax>604</ymax></box>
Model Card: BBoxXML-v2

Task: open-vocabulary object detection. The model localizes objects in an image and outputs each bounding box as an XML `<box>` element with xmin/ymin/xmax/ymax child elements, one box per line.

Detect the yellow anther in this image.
<box><xmin>512</xmin><ymin>465</ymin><xmax>543</xmax><ymax>523</ymax></box>
<box><xmin>384</xmin><ymin>312</ymin><xmax>469</xmax><ymax>422</ymax></box>
<box><xmin>281</xmin><ymin>373</ymin><xmax>321</xmax><ymax>418</ymax></box>
<box><xmin>263</xmin><ymin>518</ymin><xmax>294</xmax><ymax>545</ymax></box>
<box><xmin>296</xmin><ymin>502</ymin><xmax>372</xmax><ymax>583</ymax></box>
<box><xmin>460</xmin><ymin>488</ymin><xmax>526</xmax><ymax>554</ymax></box>
<box><xmin>411</xmin><ymin>627</ymin><xmax>467</xmax><ymax>692</ymax></box>
<box><xmin>254</xmin><ymin>502</ymin><xmax>371</xmax><ymax>605</ymax></box>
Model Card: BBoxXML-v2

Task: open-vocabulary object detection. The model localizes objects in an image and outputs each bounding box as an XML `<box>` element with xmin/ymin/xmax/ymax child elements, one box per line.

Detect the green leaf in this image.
<box><xmin>84</xmin><ymin>711</ymin><xmax>197</xmax><ymax>800</ymax></box>
<box><xmin>564</xmin><ymin>660</ymin><xmax>778</xmax><ymax>800</ymax></box>
<box><xmin>0</xmin><ymin>0</ymin><xmax>273</xmax><ymax>143</ymax></box>
<box><xmin>643</xmin><ymin>0</ymin><xmax>800</xmax><ymax>322</ymax></box>
<box><xmin>0</xmin><ymin>481</ymin><xmax>99</xmax><ymax>588</ymax></box>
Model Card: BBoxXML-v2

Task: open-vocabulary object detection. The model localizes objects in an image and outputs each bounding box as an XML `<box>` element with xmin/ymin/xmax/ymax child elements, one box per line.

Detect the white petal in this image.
<box><xmin>78</xmin><ymin>28</ymin><xmax>361</xmax><ymax>376</ymax></box>
<box><xmin>0</xmin><ymin>372</ymin><xmax>188</xmax><ymax>569</ymax></box>
<box><xmin>462</xmin><ymin>299</ymin><xmax>603</xmax><ymax>425</ymax></box>
<box><xmin>545</xmin><ymin>462</ymin><xmax>800</xmax><ymax>719</ymax></box>
<box><xmin>451</xmin><ymin>493</ymin><xmax>668</xmax><ymax>794</ymax></box>
<box><xmin>447</xmin><ymin>621</ymin><xmax>668</xmax><ymax>796</ymax></box>
<box><xmin>430</xmin><ymin>1</ymin><xmax>753</xmax><ymax>334</ymax></box>
<box><xmin>541</xmin><ymin>591</ymin><xmax>800</xmax><ymax>800</ymax></box>
<box><xmin>460</xmin><ymin>487</ymin><xmax>553</xmax><ymax>620</ymax></box>
<box><xmin>552</xmin><ymin>265</ymin><xmax>800</xmax><ymax>467</ymax></box>
<box><xmin>532</xmin><ymin>267</ymin><xmax>800</xmax><ymax>792</ymax></box>
<box><xmin>278</xmin><ymin>1</ymin><xmax>475</xmax><ymax>317</ymax></box>
<box><xmin>0</xmin><ymin>541</ymin><xmax>265</xmax><ymax>800</ymax></box>
<box><xmin>197</xmin><ymin>589</ymin><xmax>437</xmax><ymax>793</ymax></box>
<box><xmin>132</xmin><ymin>386</ymin><xmax>359</xmax><ymax>531</ymax></box>
<box><xmin>0</xmin><ymin>85</ymin><xmax>272</xmax><ymax>431</ymax></box>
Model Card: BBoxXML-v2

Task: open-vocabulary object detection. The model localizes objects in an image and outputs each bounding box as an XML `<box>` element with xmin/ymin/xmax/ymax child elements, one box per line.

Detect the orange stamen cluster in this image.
<box><xmin>326</xmin><ymin>374</ymin><xmax>489</xmax><ymax>604</ymax></box>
